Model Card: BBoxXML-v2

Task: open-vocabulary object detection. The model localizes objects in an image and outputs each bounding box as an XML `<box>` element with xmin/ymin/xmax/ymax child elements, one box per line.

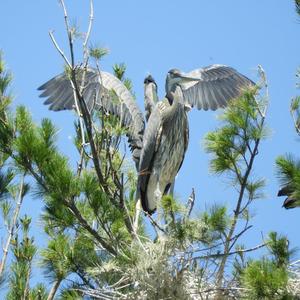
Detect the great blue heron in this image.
<box><xmin>38</xmin><ymin>64</ymin><xmax>254</xmax><ymax>215</ymax></box>
<box><xmin>138</xmin><ymin>65</ymin><xmax>254</xmax><ymax>214</ymax></box>
<box><xmin>137</xmin><ymin>86</ymin><xmax>189</xmax><ymax>214</ymax></box>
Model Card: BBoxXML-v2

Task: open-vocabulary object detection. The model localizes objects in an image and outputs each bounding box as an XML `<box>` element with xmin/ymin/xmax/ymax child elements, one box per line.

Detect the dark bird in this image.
<box><xmin>278</xmin><ymin>185</ymin><xmax>300</xmax><ymax>209</ymax></box>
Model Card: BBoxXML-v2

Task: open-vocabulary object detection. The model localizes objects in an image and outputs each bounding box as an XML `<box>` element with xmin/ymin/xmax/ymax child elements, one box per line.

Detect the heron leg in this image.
<box><xmin>154</xmin><ymin>182</ymin><xmax>166</xmax><ymax>239</ymax></box>
<box><xmin>133</xmin><ymin>199</ymin><xmax>142</xmax><ymax>233</ymax></box>
<box><xmin>168</xmin><ymin>180</ymin><xmax>175</xmax><ymax>196</ymax></box>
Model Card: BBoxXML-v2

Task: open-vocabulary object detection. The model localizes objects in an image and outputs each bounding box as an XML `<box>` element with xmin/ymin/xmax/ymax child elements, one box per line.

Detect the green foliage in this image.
<box><xmin>6</xmin><ymin>216</ymin><xmax>43</xmax><ymax>300</ymax></box>
<box><xmin>267</xmin><ymin>232</ymin><xmax>293</xmax><ymax>268</ymax></box>
<box><xmin>276</xmin><ymin>154</ymin><xmax>300</xmax><ymax>206</ymax></box>
<box><xmin>276</xmin><ymin>155</ymin><xmax>300</xmax><ymax>185</ymax></box>
<box><xmin>0</xmin><ymin>52</ymin><xmax>12</xmax><ymax>99</ymax></box>
<box><xmin>0</xmin><ymin>170</ymin><xmax>14</xmax><ymax>201</ymax></box>
<box><xmin>291</xmin><ymin>96</ymin><xmax>300</xmax><ymax>111</ymax></box>
<box><xmin>161</xmin><ymin>194</ymin><xmax>181</xmax><ymax>221</ymax></box>
<box><xmin>113</xmin><ymin>63</ymin><xmax>126</xmax><ymax>81</ymax></box>
<box><xmin>239</xmin><ymin>232</ymin><xmax>294</xmax><ymax>299</ymax></box>
<box><xmin>89</xmin><ymin>45</ymin><xmax>109</xmax><ymax>60</ymax></box>
<box><xmin>202</xmin><ymin>205</ymin><xmax>229</xmax><ymax>234</ymax></box>
<box><xmin>205</xmin><ymin>87</ymin><xmax>266</xmax><ymax>180</ymax></box>
<box><xmin>59</xmin><ymin>289</ymin><xmax>82</xmax><ymax>300</ymax></box>
<box><xmin>29</xmin><ymin>284</ymin><xmax>48</xmax><ymax>300</ymax></box>
<box><xmin>1</xmin><ymin>6</ymin><xmax>296</xmax><ymax>299</ymax></box>
<box><xmin>242</xmin><ymin>258</ymin><xmax>288</xmax><ymax>299</ymax></box>
<box><xmin>41</xmin><ymin>233</ymin><xmax>72</xmax><ymax>282</ymax></box>
<box><xmin>113</xmin><ymin>63</ymin><xmax>134</xmax><ymax>94</ymax></box>
<box><xmin>12</xmin><ymin>107</ymin><xmax>80</xmax><ymax>203</ymax></box>
<box><xmin>296</xmin><ymin>0</ymin><xmax>300</xmax><ymax>17</ymax></box>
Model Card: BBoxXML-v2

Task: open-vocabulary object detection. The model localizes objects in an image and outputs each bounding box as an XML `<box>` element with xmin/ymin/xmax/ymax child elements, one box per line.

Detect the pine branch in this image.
<box><xmin>194</xmin><ymin>243</ymin><xmax>266</xmax><ymax>260</ymax></box>
<box><xmin>0</xmin><ymin>173</ymin><xmax>25</xmax><ymax>279</ymax></box>
<box><xmin>212</xmin><ymin>70</ymin><xmax>268</xmax><ymax>293</ymax></box>
<box><xmin>216</xmin><ymin>115</ymin><xmax>265</xmax><ymax>290</ymax></box>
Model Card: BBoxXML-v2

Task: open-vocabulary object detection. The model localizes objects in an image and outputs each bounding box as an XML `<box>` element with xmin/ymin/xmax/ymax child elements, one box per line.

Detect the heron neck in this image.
<box><xmin>165</xmin><ymin>82</ymin><xmax>177</xmax><ymax>94</ymax></box>
<box><xmin>162</xmin><ymin>88</ymin><xmax>182</xmax><ymax>123</ymax></box>
<box><xmin>144</xmin><ymin>83</ymin><xmax>158</xmax><ymax>121</ymax></box>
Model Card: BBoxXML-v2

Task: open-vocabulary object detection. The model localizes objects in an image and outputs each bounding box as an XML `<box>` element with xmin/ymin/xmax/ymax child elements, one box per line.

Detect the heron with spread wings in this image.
<box><xmin>38</xmin><ymin>64</ymin><xmax>254</xmax><ymax>215</ymax></box>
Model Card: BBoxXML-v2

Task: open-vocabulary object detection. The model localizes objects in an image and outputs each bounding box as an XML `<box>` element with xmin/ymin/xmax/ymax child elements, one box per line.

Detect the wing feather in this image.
<box><xmin>205</xmin><ymin>82</ymin><xmax>218</xmax><ymax>111</ymax></box>
<box><xmin>38</xmin><ymin>68</ymin><xmax>145</xmax><ymax>168</ymax></box>
<box><xmin>182</xmin><ymin>65</ymin><xmax>255</xmax><ymax>110</ymax></box>
<box><xmin>137</xmin><ymin>108</ymin><xmax>162</xmax><ymax>212</ymax></box>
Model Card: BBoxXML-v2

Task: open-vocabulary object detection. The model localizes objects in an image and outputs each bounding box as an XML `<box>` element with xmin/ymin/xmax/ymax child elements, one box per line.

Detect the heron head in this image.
<box><xmin>166</xmin><ymin>68</ymin><xmax>201</xmax><ymax>93</ymax></box>
<box><xmin>166</xmin><ymin>69</ymin><xmax>183</xmax><ymax>93</ymax></box>
<box><xmin>144</xmin><ymin>74</ymin><xmax>156</xmax><ymax>85</ymax></box>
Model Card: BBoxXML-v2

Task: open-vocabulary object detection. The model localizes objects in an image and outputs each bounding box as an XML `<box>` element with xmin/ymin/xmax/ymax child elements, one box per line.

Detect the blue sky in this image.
<box><xmin>1</xmin><ymin>0</ymin><xmax>300</xmax><ymax>290</ymax></box>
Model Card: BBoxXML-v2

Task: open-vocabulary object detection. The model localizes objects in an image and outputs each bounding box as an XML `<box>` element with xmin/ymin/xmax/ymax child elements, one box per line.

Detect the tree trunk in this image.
<box><xmin>47</xmin><ymin>279</ymin><xmax>62</xmax><ymax>300</ymax></box>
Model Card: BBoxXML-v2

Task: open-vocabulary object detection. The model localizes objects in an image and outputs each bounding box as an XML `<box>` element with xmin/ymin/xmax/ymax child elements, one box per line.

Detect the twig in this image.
<box><xmin>194</xmin><ymin>243</ymin><xmax>266</xmax><ymax>260</ymax></box>
<box><xmin>228</xmin><ymin>224</ymin><xmax>252</xmax><ymax>252</ymax></box>
<box><xmin>257</xmin><ymin>65</ymin><xmax>269</xmax><ymax>118</ymax></box>
<box><xmin>83</xmin><ymin>0</ymin><xmax>94</xmax><ymax>62</ymax></box>
<box><xmin>147</xmin><ymin>212</ymin><xmax>166</xmax><ymax>234</ymax></box>
<box><xmin>69</xmin><ymin>201</ymin><xmax>117</xmax><ymax>256</ymax></box>
<box><xmin>185</xmin><ymin>188</ymin><xmax>195</xmax><ymax>221</ymax></box>
<box><xmin>59</xmin><ymin>0</ymin><xmax>75</xmax><ymax>67</ymax></box>
<box><xmin>49</xmin><ymin>31</ymin><xmax>71</xmax><ymax>67</ymax></box>
<box><xmin>22</xmin><ymin>265</ymin><xmax>31</xmax><ymax>300</ymax></box>
<box><xmin>215</xmin><ymin>92</ymin><xmax>267</xmax><ymax>290</ymax></box>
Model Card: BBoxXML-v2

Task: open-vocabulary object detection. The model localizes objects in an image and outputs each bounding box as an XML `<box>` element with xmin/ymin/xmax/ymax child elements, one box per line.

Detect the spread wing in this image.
<box><xmin>181</xmin><ymin>65</ymin><xmax>255</xmax><ymax>111</ymax></box>
<box><xmin>38</xmin><ymin>68</ymin><xmax>145</xmax><ymax>168</ymax></box>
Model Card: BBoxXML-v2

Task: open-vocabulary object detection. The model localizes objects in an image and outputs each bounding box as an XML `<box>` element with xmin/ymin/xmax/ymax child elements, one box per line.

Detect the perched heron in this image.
<box><xmin>38</xmin><ymin>64</ymin><xmax>254</xmax><ymax>215</ymax></box>
<box><xmin>138</xmin><ymin>65</ymin><xmax>254</xmax><ymax>214</ymax></box>
<box><xmin>137</xmin><ymin>86</ymin><xmax>189</xmax><ymax>213</ymax></box>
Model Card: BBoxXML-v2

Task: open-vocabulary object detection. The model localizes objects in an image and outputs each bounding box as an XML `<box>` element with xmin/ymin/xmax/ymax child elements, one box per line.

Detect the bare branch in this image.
<box><xmin>83</xmin><ymin>0</ymin><xmax>94</xmax><ymax>62</ymax></box>
<box><xmin>194</xmin><ymin>243</ymin><xmax>266</xmax><ymax>260</ymax></box>
<box><xmin>184</xmin><ymin>188</ymin><xmax>195</xmax><ymax>221</ymax></box>
<box><xmin>49</xmin><ymin>31</ymin><xmax>71</xmax><ymax>67</ymax></box>
<box><xmin>47</xmin><ymin>279</ymin><xmax>62</xmax><ymax>300</ymax></box>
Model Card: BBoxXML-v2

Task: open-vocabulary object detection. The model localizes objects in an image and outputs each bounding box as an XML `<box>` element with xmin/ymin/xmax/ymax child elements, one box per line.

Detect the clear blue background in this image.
<box><xmin>0</xmin><ymin>0</ymin><xmax>299</xmax><ymax>292</ymax></box>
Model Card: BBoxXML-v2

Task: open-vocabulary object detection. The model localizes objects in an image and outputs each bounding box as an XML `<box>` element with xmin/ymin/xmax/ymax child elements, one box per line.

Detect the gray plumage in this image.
<box><xmin>166</xmin><ymin>65</ymin><xmax>255</xmax><ymax>110</ymax></box>
<box><xmin>38</xmin><ymin>64</ymin><xmax>254</xmax><ymax>215</ymax></box>
<box><xmin>38</xmin><ymin>68</ymin><xmax>145</xmax><ymax>168</ymax></box>
<box><xmin>138</xmin><ymin>64</ymin><xmax>254</xmax><ymax>214</ymax></box>
<box><xmin>144</xmin><ymin>75</ymin><xmax>158</xmax><ymax>122</ymax></box>
<box><xmin>138</xmin><ymin>87</ymin><xmax>189</xmax><ymax>213</ymax></box>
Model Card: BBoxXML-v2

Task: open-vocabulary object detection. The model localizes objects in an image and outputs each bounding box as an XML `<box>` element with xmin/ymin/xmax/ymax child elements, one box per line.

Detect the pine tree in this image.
<box><xmin>0</xmin><ymin>1</ymin><xmax>299</xmax><ymax>299</ymax></box>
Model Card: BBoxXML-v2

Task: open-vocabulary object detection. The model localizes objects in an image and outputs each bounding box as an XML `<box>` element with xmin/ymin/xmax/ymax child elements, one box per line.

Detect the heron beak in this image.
<box><xmin>179</xmin><ymin>74</ymin><xmax>201</xmax><ymax>82</ymax></box>
<box><xmin>184</xmin><ymin>103</ymin><xmax>192</xmax><ymax>112</ymax></box>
